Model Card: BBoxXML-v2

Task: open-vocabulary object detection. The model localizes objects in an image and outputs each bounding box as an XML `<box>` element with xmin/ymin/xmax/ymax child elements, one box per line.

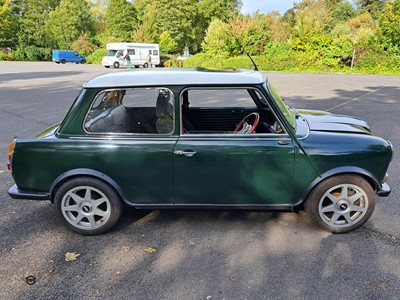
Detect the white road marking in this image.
<box><xmin>327</xmin><ymin>85</ymin><xmax>389</xmax><ymax>112</ymax></box>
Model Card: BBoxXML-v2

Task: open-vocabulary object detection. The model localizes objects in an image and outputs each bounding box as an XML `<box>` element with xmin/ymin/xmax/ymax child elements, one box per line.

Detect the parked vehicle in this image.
<box><xmin>7</xmin><ymin>68</ymin><xmax>393</xmax><ymax>235</ymax></box>
<box><xmin>101</xmin><ymin>43</ymin><xmax>160</xmax><ymax>69</ymax></box>
<box><xmin>52</xmin><ymin>50</ymin><xmax>86</xmax><ymax>64</ymax></box>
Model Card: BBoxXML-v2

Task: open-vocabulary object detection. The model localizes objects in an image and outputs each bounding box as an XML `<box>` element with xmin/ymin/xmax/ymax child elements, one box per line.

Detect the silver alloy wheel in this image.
<box><xmin>318</xmin><ymin>183</ymin><xmax>368</xmax><ymax>228</ymax></box>
<box><xmin>61</xmin><ymin>186</ymin><xmax>111</xmax><ymax>230</ymax></box>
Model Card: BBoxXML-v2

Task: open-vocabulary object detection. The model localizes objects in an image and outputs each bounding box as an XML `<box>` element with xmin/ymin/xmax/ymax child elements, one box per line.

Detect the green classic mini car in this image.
<box><xmin>8</xmin><ymin>68</ymin><xmax>393</xmax><ymax>235</ymax></box>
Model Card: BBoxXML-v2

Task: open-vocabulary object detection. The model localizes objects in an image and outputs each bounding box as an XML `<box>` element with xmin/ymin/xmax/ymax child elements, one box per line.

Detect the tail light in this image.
<box><xmin>7</xmin><ymin>139</ymin><xmax>15</xmax><ymax>170</ymax></box>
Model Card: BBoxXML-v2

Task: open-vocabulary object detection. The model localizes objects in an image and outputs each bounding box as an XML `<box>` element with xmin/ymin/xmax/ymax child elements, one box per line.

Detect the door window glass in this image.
<box><xmin>181</xmin><ymin>88</ymin><xmax>285</xmax><ymax>135</ymax></box>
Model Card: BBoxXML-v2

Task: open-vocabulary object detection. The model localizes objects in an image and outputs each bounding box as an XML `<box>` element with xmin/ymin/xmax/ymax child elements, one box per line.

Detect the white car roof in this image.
<box><xmin>83</xmin><ymin>68</ymin><xmax>267</xmax><ymax>88</ymax></box>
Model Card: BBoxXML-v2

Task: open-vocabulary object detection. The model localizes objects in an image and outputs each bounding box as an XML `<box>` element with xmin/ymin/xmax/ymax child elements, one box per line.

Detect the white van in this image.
<box><xmin>102</xmin><ymin>43</ymin><xmax>160</xmax><ymax>68</ymax></box>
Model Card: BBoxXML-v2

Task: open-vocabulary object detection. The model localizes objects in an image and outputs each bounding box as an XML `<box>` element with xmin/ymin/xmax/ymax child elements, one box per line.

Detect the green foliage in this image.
<box><xmin>202</xmin><ymin>14</ymin><xmax>271</xmax><ymax>57</ymax></box>
<box><xmin>133</xmin><ymin>0</ymin><xmax>240</xmax><ymax>53</ymax></box>
<box><xmin>18</xmin><ymin>0</ymin><xmax>60</xmax><ymax>48</ymax></box>
<box><xmin>0</xmin><ymin>0</ymin><xmax>18</xmax><ymax>47</ymax></box>
<box><xmin>13</xmin><ymin>46</ymin><xmax>51</xmax><ymax>61</ymax></box>
<box><xmin>45</xmin><ymin>0</ymin><xmax>94</xmax><ymax>50</ymax></box>
<box><xmin>378</xmin><ymin>0</ymin><xmax>400</xmax><ymax>51</ymax></box>
<box><xmin>202</xmin><ymin>19</ymin><xmax>233</xmax><ymax>57</ymax></box>
<box><xmin>101</xmin><ymin>0</ymin><xmax>136</xmax><ymax>44</ymax></box>
<box><xmin>85</xmin><ymin>48</ymin><xmax>107</xmax><ymax>64</ymax></box>
<box><xmin>159</xmin><ymin>31</ymin><xmax>178</xmax><ymax>53</ymax></box>
<box><xmin>354</xmin><ymin>0</ymin><xmax>386</xmax><ymax>19</ymax></box>
<box><xmin>161</xmin><ymin>54</ymin><xmax>179</xmax><ymax>67</ymax></box>
<box><xmin>0</xmin><ymin>50</ymin><xmax>14</xmax><ymax>61</ymax></box>
<box><xmin>1</xmin><ymin>0</ymin><xmax>398</xmax><ymax>74</ymax></box>
<box><xmin>71</xmin><ymin>34</ymin><xmax>96</xmax><ymax>56</ymax></box>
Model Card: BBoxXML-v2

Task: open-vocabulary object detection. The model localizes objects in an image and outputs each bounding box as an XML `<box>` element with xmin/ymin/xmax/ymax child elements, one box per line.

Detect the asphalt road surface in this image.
<box><xmin>0</xmin><ymin>62</ymin><xmax>399</xmax><ymax>300</ymax></box>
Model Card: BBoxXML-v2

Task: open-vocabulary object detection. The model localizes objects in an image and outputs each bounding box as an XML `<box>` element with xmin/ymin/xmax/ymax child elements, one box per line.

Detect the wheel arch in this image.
<box><xmin>296</xmin><ymin>166</ymin><xmax>380</xmax><ymax>208</ymax></box>
<box><xmin>49</xmin><ymin>168</ymin><xmax>128</xmax><ymax>205</ymax></box>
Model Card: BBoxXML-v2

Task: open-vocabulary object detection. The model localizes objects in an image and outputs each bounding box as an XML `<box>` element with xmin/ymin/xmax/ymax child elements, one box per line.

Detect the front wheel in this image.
<box><xmin>304</xmin><ymin>174</ymin><xmax>375</xmax><ymax>233</ymax></box>
<box><xmin>54</xmin><ymin>177</ymin><xmax>124</xmax><ymax>235</ymax></box>
<box><xmin>113</xmin><ymin>62</ymin><xmax>120</xmax><ymax>68</ymax></box>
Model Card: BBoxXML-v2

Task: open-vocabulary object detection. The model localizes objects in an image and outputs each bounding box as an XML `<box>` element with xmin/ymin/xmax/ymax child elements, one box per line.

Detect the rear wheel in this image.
<box><xmin>80</xmin><ymin>59</ymin><xmax>86</xmax><ymax>64</ymax></box>
<box><xmin>54</xmin><ymin>177</ymin><xmax>124</xmax><ymax>235</ymax></box>
<box><xmin>304</xmin><ymin>174</ymin><xmax>375</xmax><ymax>233</ymax></box>
<box><xmin>113</xmin><ymin>62</ymin><xmax>120</xmax><ymax>68</ymax></box>
<box><xmin>61</xmin><ymin>59</ymin><xmax>66</xmax><ymax>64</ymax></box>
<box><xmin>143</xmin><ymin>63</ymin><xmax>149</xmax><ymax>68</ymax></box>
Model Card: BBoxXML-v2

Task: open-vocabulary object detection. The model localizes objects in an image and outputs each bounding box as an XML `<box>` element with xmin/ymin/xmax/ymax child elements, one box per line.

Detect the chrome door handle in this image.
<box><xmin>278</xmin><ymin>140</ymin><xmax>289</xmax><ymax>145</ymax></box>
<box><xmin>174</xmin><ymin>150</ymin><xmax>197</xmax><ymax>157</ymax></box>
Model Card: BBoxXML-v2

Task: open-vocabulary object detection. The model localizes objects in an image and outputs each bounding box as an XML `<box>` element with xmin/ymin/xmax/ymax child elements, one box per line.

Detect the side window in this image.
<box><xmin>181</xmin><ymin>88</ymin><xmax>283</xmax><ymax>135</ymax></box>
<box><xmin>153</xmin><ymin>50</ymin><xmax>158</xmax><ymax>55</ymax></box>
<box><xmin>186</xmin><ymin>89</ymin><xmax>257</xmax><ymax>108</ymax></box>
<box><xmin>149</xmin><ymin>50</ymin><xmax>152</xmax><ymax>54</ymax></box>
<box><xmin>84</xmin><ymin>88</ymin><xmax>174</xmax><ymax>135</ymax></box>
<box><xmin>116</xmin><ymin>50</ymin><xmax>123</xmax><ymax>57</ymax></box>
<box><xmin>128</xmin><ymin>49</ymin><xmax>135</xmax><ymax>55</ymax></box>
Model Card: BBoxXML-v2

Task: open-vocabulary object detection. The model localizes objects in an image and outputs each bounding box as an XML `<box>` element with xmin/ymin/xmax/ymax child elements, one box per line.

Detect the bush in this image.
<box><xmin>86</xmin><ymin>48</ymin><xmax>108</xmax><ymax>64</ymax></box>
<box><xmin>0</xmin><ymin>51</ymin><xmax>8</xmax><ymax>61</ymax></box>
<box><xmin>12</xmin><ymin>46</ymin><xmax>51</xmax><ymax>61</ymax></box>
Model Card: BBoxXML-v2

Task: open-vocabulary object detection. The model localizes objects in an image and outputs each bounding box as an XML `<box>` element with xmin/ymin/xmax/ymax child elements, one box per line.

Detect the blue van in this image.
<box><xmin>52</xmin><ymin>50</ymin><xmax>86</xmax><ymax>64</ymax></box>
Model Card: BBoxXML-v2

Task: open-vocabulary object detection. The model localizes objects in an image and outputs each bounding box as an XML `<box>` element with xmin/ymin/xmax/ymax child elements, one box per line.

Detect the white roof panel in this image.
<box><xmin>83</xmin><ymin>68</ymin><xmax>267</xmax><ymax>88</ymax></box>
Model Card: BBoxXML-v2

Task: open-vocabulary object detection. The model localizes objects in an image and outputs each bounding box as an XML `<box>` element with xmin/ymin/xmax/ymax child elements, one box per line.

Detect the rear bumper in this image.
<box><xmin>8</xmin><ymin>184</ymin><xmax>50</xmax><ymax>201</ymax></box>
<box><xmin>377</xmin><ymin>182</ymin><xmax>391</xmax><ymax>197</ymax></box>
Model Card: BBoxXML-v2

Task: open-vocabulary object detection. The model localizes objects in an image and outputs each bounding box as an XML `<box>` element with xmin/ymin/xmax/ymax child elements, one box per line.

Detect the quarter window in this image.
<box><xmin>84</xmin><ymin>88</ymin><xmax>174</xmax><ymax>134</ymax></box>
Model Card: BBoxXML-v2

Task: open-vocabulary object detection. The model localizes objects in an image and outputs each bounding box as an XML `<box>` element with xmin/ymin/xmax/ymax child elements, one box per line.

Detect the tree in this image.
<box><xmin>332</xmin><ymin>1</ymin><xmax>356</xmax><ymax>23</ymax></box>
<box><xmin>17</xmin><ymin>0</ymin><xmax>60</xmax><ymax>47</ymax></box>
<box><xmin>378</xmin><ymin>0</ymin><xmax>400</xmax><ymax>50</ymax></box>
<box><xmin>197</xmin><ymin>0</ymin><xmax>240</xmax><ymax>23</ymax></box>
<box><xmin>0</xmin><ymin>0</ymin><xmax>17</xmax><ymax>47</ymax></box>
<box><xmin>45</xmin><ymin>0</ymin><xmax>95</xmax><ymax>49</ymax></box>
<box><xmin>354</xmin><ymin>0</ymin><xmax>387</xmax><ymax>19</ymax></box>
<box><xmin>290</xmin><ymin>0</ymin><xmax>333</xmax><ymax>52</ymax></box>
<box><xmin>136</xmin><ymin>0</ymin><xmax>198</xmax><ymax>52</ymax></box>
<box><xmin>202</xmin><ymin>18</ymin><xmax>233</xmax><ymax>56</ymax></box>
<box><xmin>71</xmin><ymin>33</ymin><xmax>96</xmax><ymax>55</ymax></box>
<box><xmin>203</xmin><ymin>13</ymin><xmax>271</xmax><ymax>57</ymax></box>
<box><xmin>159</xmin><ymin>31</ymin><xmax>177</xmax><ymax>53</ymax></box>
<box><xmin>265</xmin><ymin>11</ymin><xmax>291</xmax><ymax>43</ymax></box>
<box><xmin>102</xmin><ymin>0</ymin><xmax>136</xmax><ymax>43</ymax></box>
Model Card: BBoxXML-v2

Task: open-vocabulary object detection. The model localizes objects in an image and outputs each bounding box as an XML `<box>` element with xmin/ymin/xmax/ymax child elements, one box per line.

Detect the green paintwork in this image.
<box><xmin>9</xmin><ymin>76</ymin><xmax>393</xmax><ymax>208</ymax></box>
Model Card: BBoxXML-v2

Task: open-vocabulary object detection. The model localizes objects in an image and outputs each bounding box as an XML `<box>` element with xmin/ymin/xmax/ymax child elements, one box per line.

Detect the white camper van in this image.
<box><xmin>102</xmin><ymin>43</ymin><xmax>160</xmax><ymax>68</ymax></box>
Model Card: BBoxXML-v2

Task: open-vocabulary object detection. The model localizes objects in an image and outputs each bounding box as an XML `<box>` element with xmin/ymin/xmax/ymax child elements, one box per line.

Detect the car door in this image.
<box><xmin>81</xmin><ymin>87</ymin><xmax>177</xmax><ymax>205</ymax></box>
<box><xmin>173</xmin><ymin>88</ymin><xmax>295</xmax><ymax>207</ymax></box>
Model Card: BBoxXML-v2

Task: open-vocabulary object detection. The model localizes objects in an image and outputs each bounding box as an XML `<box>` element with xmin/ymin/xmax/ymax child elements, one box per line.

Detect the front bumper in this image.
<box><xmin>8</xmin><ymin>184</ymin><xmax>50</xmax><ymax>201</ymax></box>
<box><xmin>377</xmin><ymin>182</ymin><xmax>391</xmax><ymax>197</ymax></box>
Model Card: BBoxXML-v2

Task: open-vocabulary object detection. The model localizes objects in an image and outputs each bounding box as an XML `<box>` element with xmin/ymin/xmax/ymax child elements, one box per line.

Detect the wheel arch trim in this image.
<box><xmin>50</xmin><ymin>168</ymin><xmax>128</xmax><ymax>204</ymax></box>
<box><xmin>296</xmin><ymin>166</ymin><xmax>380</xmax><ymax>206</ymax></box>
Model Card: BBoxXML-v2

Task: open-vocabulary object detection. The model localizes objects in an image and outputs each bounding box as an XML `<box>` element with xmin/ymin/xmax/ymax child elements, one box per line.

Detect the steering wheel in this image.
<box><xmin>234</xmin><ymin>112</ymin><xmax>260</xmax><ymax>134</ymax></box>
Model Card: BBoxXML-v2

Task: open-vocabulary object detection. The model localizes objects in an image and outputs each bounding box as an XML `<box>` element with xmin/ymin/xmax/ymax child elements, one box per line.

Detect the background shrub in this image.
<box><xmin>85</xmin><ymin>49</ymin><xmax>108</xmax><ymax>64</ymax></box>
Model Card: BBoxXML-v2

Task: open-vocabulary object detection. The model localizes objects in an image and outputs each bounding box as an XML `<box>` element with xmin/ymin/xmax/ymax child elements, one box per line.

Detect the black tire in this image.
<box><xmin>56</xmin><ymin>62</ymin><xmax>60</xmax><ymax>64</ymax></box>
<box><xmin>54</xmin><ymin>177</ymin><xmax>124</xmax><ymax>235</ymax></box>
<box><xmin>143</xmin><ymin>63</ymin><xmax>149</xmax><ymax>68</ymax></box>
<box><xmin>80</xmin><ymin>59</ymin><xmax>86</xmax><ymax>64</ymax></box>
<box><xmin>134</xmin><ymin>65</ymin><xmax>139</xmax><ymax>68</ymax></box>
<box><xmin>113</xmin><ymin>62</ymin><xmax>120</xmax><ymax>68</ymax></box>
<box><xmin>105</xmin><ymin>66</ymin><xmax>110</xmax><ymax>68</ymax></box>
<box><xmin>61</xmin><ymin>59</ymin><xmax>66</xmax><ymax>64</ymax></box>
<box><xmin>304</xmin><ymin>174</ymin><xmax>375</xmax><ymax>233</ymax></box>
